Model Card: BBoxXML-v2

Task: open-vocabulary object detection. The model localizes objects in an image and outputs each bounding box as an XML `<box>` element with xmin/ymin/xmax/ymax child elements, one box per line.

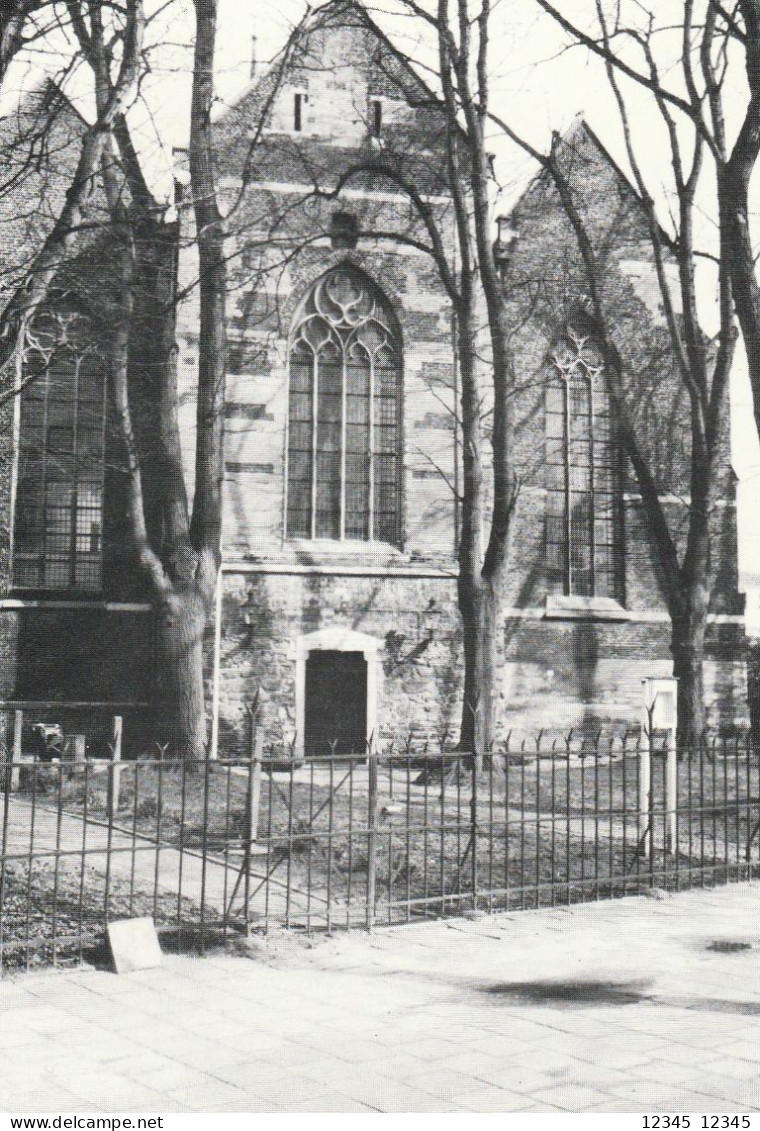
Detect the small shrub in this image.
<box><xmin>18</xmin><ymin>766</ymin><xmax>60</xmax><ymax>795</ymax></box>
<box><xmin>134</xmin><ymin>795</ymin><xmax>160</xmax><ymax>821</ymax></box>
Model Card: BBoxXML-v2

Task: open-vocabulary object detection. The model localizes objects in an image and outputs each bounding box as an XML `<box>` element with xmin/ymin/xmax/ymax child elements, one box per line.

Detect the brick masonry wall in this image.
<box><xmin>215</xmin><ymin>569</ymin><xmax>746</xmax><ymax>748</ymax></box>
<box><xmin>505</xmin><ymin>123</ymin><xmax>742</xmax><ymax>616</ymax></box>
<box><xmin>0</xmin><ymin>87</ymin><xmax>89</xmax><ymax>701</ymax></box>
<box><xmin>216</xmin><ymin>571</ymin><xmax>462</xmax><ymax>749</ymax></box>
<box><xmin>177</xmin><ymin>219</ymin><xmax>458</xmax><ymax>565</ymax></box>
<box><xmin>0</xmin><ymin>84</ymin><xmax>157</xmax><ymax>715</ymax></box>
<box><xmin>182</xmin><ymin>5</ymin><xmax>749</xmax><ymax>743</ymax></box>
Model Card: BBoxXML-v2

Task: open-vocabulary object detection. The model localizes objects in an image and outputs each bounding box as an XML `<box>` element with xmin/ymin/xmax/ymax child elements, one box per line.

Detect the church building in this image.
<box><xmin>0</xmin><ymin>0</ymin><xmax>748</xmax><ymax>755</ymax></box>
<box><xmin>176</xmin><ymin>0</ymin><xmax>747</xmax><ymax>752</ymax></box>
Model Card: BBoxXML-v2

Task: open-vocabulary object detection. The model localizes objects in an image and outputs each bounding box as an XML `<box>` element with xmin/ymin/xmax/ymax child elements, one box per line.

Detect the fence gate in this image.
<box><xmin>227</xmin><ymin>737</ymin><xmax>760</xmax><ymax>931</ymax></box>
<box><xmin>1</xmin><ymin>727</ymin><xmax>759</xmax><ymax>971</ymax></box>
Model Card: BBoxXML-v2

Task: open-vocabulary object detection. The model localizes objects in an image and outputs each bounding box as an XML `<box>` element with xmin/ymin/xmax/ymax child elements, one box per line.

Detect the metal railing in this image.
<box><xmin>1</xmin><ymin>719</ymin><xmax>759</xmax><ymax>972</ymax></box>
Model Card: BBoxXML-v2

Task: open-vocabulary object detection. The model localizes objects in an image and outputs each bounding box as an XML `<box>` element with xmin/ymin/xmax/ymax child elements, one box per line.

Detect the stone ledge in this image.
<box><xmin>0</xmin><ymin>599</ymin><xmax>152</xmax><ymax>612</ymax></box>
<box><xmin>221</xmin><ymin>561</ymin><xmax>458</xmax><ymax>579</ymax></box>
<box><xmin>544</xmin><ymin>595</ymin><xmax>630</xmax><ymax>621</ymax></box>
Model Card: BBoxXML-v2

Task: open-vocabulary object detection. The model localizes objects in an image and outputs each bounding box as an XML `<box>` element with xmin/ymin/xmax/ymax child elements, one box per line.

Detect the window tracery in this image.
<box><xmin>545</xmin><ymin>329</ymin><xmax>618</xmax><ymax>599</ymax></box>
<box><xmin>14</xmin><ymin>348</ymin><xmax>106</xmax><ymax>591</ymax></box>
<box><xmin>287</xmin><ymin>267</ymin><xmax>402</xmax><ymax>544</ymax></box>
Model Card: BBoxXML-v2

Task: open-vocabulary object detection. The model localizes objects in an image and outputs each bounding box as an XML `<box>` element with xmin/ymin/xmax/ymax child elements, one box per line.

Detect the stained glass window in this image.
<box><xmin>545</xmin><ymin>330</ymin><xmax>618</xmax><ymax>598</ymax></box>
<box><xmin>287</xmin><ymin>267</ymin><xmax>402</xmax><ymax>544</ymax></box>
<box><xmin>13</xmin><ymin>349</ymin><xmax>106</xmax><ymax>591</ymax></box>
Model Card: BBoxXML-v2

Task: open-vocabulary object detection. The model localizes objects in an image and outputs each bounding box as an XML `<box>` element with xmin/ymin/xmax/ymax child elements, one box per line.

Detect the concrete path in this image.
<box><xmin>1</xmin><ymin>883</ymin><xmax>760</xmax><ymax>1112</ymax></box>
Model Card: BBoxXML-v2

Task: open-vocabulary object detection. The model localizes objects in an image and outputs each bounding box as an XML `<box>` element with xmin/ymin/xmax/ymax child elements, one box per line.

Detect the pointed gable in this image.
<box><xmin>212</xmin><ymin>0</ymin><xmax>449</xmax><ymax>195</ymax></box>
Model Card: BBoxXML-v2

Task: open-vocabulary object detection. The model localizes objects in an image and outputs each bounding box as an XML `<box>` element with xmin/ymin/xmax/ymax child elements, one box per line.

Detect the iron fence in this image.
<box><xmin>1</xmin><ymin>720</ymin><xmax>759</xmax><ymax>972</ymax></box>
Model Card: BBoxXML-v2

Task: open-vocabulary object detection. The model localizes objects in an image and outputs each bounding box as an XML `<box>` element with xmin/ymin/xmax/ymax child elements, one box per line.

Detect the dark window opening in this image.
<box><xmin>329</xmin><ymin>211</ymin><xmax>359</xmax><ymax>250</ymax></box>
<box><xmin>294</xmin><ymin>91</ymin><xmax>305</xmax><ymax>132</ymax></box>
<box><xmin>371</xmin><ymin>98</ymin><xmax>382</xmax><ymax>137</ymax></box>
<box><xmin>304</xmin><ymin>650</ymin><xmax>367</xmax><ymax>757</ymax></box>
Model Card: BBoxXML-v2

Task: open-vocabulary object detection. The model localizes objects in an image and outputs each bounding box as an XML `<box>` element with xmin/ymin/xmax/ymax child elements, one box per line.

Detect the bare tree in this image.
<box><xmin>320</xmin><ymin>0</ymin><xmax>739</xmax><ymax>745</ymax></box>
<box><xmin>62</xmin><ymin>0</ymin><xmax>308</xmax><ymax>758</ymax></box>
<box><xmin>0</xmin><ymin>1</ymin><xmax>145</xmax><ymax>393</ymax></box>
<box><xmin>297</xmin><ymin>0</ymin><xmax>520</xmax><ymax>757</ymax></box>
<box><xmin>1</xmin><ymin>2</ymin><xmax>46</xmax><ymax>86</ymax></box>
<box><xmin>533</xmin><ymin>2</ymin><xmax>760</xmax><ymax>445</ymax></box>
<box><xmin>60</xmin><ymin>0</ymin><xmax>226</xmax><ymax>759</ymax></box>
<box><xmin>507</xmin><ymin>0</ymin><xmax>742</xmax><ymax>743</ymax></box>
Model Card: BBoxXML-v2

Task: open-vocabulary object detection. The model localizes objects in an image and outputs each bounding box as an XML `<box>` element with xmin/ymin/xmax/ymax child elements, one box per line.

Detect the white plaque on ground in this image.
<box><xmin>107</xmin><ymin>916</ymin><xmax>163</xmax><ymax>973</ymax></box>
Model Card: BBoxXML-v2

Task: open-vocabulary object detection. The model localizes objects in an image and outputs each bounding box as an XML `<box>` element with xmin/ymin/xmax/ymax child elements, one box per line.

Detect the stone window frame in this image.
<box><xmin>285</xmin><ymin>264</ymin><xmax>404</xmax><ymax>547</ymax></box>
<box><xmin>294</xmin><ymin>626</ymin><xmax>381</xmax><ymax>761</ymax></box>
<box><xmin>12</xmin><ymin>345</ymin><xmax>106</xmax><ymax>594</ymax></box>
<box><xmin>293</xmin><ymin>89</ymin><xmax>307</xmax><ymax>133</ymax></box>
<box><xmin>544</xmin><ymin>325</ymin><xmax>621</xmax><ymax>602</ymax></box>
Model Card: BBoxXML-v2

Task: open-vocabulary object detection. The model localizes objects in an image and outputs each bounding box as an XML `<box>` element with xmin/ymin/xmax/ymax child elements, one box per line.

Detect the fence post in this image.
<box><xmin>471</xmin><ymin>754</ymin><xmax>479</xmax><ymax>912</ymax></box>
<box><xmin>366</xmin><ymin>748</ymin><xmax>378</xmax><ymax>931</ymax></box>
<box><xmin>248</xmin><ymin>710</ymin><xmax>263</xmax><ymax>843</ymax></box>
<box><xmin>665</xmin><ymin>727</ymin><xmax>677</xmax><ymax>854</ymax></box>
<box><xmin>638</xmin><ymin>736</ymin><xmax>651</xmax><ymax>860</ymax></box>
<box><xmin>107</xmin><ymin>715</ymin><xmax>123</xmax><ymax>819</ymax></box>
<box><xmin>641</xmin><ymin>678</ymin><xmax>678</xmax><ymax>861</ymax></box>
<box><xmin>9</xmin><ymin>709</ymin><xmax>22</xmax><ymax>793</ymax></box>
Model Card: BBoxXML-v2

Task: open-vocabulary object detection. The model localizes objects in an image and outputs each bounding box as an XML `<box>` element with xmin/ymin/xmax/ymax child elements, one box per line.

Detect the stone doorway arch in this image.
<box><xmin>295</xmin><ymin>627</ymin><xmax>381</xmax><ymax>759</ymax></box>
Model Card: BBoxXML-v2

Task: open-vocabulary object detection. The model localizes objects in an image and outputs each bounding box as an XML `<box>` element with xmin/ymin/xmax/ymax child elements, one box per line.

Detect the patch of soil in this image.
<box><xmin>0</xmin><ymin>861</ymin><xmax>206</xmax><ymax>972</ymax></box>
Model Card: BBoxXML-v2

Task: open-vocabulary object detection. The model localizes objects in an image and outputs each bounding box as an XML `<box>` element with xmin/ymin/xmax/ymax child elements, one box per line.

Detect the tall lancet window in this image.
<box><xmin>545</xmin><ymin>329</ymin><xmax>618</xmax><ymax>599</ymax></box>
<box><xmin>13</xmin><ymin>347</ymin><xmax>106</xmax><ymax>591</ymax></box>
<box><xmin>287</xmin><ymin>266</ymin><xmax>402</xmax><ymax>544</ymax></box>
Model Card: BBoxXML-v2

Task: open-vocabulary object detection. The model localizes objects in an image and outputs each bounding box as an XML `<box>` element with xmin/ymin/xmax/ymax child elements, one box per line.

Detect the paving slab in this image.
<box><xmin>1</xmin><ymin>883</ymin><xmax>760</xmax><ymax>1111</ymax></box>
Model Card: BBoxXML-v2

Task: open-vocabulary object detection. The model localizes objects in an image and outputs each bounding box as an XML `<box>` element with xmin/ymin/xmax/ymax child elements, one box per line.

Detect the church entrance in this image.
<box><xmin>303</xmin><ymin>650</ymin><xmax>368</xmax><ymax>758</ymax></box>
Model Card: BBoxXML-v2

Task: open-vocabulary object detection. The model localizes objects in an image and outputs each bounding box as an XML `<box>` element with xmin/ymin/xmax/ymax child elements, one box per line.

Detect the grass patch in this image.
<box><xmin>0</xmin><ymin>859</ymin><xmax>207</xmax><ymax>971</ymax></box>
<box><xmin>9</xmin><ymin>753</ymin><xmax>760</xmax><ymax>935</ymax></box>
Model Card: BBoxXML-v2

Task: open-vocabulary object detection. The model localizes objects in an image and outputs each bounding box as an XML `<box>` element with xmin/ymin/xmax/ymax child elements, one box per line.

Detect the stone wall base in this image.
<box><xmin>215</xmin><ymin>571</ymin><xmax>749</xmax><ymax>749</ymax></box>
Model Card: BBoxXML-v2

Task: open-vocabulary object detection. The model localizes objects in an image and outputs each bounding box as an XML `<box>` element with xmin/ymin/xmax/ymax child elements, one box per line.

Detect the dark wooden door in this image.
<box><xmin>304</xmin><ymin>650</ymin><xmax>367</xmax><ymax>757</ymax></box>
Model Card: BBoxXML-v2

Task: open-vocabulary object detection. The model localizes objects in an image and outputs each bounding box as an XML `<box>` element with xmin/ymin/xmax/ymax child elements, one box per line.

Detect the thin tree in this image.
<box><xmin>533</xmin><ymin>1</ymin><xmax>760</xmax><ymax>451</ymax></box>
<box><xmin>503</xmin><ymin>0</ymin><xmax>742</xmax><ymax>743</ymax></box>
<box><xmin>0</xmin><ymin>1</ymin><xmax>145</xmax><ymax>396</ymax></box>
<box><xmin>307</xmin><ymin>0</ymin><xmax>519</xmax><ymax>756</ymax></box>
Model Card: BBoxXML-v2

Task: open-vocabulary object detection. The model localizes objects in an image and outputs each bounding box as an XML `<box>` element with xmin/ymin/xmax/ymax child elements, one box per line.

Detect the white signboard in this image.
<box><xmin>641</xmin><ymin>677</ymin><xmax>678</xmax><ymax>732</ymax></box>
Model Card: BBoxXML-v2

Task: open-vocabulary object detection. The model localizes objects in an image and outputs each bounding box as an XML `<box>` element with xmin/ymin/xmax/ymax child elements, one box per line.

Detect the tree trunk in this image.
<box><xmin>670</xmin><ymin>610</ymin><xmax>707</xmax><ymax>754</ymax></box>
<box><xmin>458</xmin><ymin>574</ymin><xmax>497</xmax><ymax>757</ymax></box>
<box><xmin>454</xmin><ymin>295</ymin><xmax>493</xmax><ymax>758</ymax></box>
<box><xmin>146</xmin><ymin>0</ymin><xmax>225</xmax><ymax>763</ymax></box>
<box><xmin>670</xmin><ymin>425</ymin><xmax>715</xmax><ymax>753</ymax></box>
<box><xmin>104</xmin><ymin>221</ymin><xmax>209</xmax><ymax>761</ymax></box>
<box><xmin>153</xmin><ymin>582</ymin><xmax>212</xmax><ymax>762</ymax></box>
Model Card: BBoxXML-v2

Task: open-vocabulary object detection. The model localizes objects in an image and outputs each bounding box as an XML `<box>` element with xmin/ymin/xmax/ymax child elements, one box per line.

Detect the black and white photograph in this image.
<box><xmin>0</xmin><ymin>0</ymin><xmax>759</xmax><ymax>1118</ymax></box>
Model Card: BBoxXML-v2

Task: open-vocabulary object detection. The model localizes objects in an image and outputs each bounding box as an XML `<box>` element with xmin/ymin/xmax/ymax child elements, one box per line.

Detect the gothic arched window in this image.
<box><xmin>287</xmin><ymin>266</ymin><xmax>402</xmax><ymax>544</ymax></box>
<box><xmin>13</xmin><ymin>347</ymin><xmax>106</xmax><ymax>591</ymax></box>
<box><xmin>545</xmin><ymin>329</ymin><xmax>618</xmax><ymax>599</ymax></box>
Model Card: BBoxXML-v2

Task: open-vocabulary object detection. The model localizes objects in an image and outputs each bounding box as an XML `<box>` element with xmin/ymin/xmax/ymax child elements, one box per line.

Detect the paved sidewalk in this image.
<box><xmin>2</xmin><ymin>884</ymin><xmax>760</xmax><ymax>1113</ymax></box>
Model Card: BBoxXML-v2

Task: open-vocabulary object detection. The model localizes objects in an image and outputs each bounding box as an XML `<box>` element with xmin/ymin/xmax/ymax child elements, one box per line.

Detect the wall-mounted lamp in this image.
<box><xmin>493</xmin><ymin>215</ymin><xmax>519</xmax><ymax>281</ymax></box>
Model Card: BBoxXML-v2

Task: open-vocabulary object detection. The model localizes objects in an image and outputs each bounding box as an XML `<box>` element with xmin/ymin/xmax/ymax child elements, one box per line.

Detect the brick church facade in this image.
<box><xmin>0</xmin><ymin>0</ymin><xmax>748</xmax><ymax>754</ymax></box>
